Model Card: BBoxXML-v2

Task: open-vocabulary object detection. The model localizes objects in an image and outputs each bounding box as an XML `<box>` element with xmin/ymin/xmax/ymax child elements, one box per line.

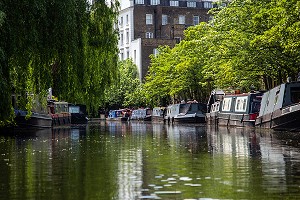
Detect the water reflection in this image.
<box><xmin>0</xmin><ymin>123</ymin><xmax>300</xmax><ymax>199</ymax></box>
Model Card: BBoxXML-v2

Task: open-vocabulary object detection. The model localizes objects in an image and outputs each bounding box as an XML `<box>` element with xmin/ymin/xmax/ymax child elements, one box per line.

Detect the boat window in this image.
<box><xmin>291</xmin><ymin>87</ymin><xmax>300</xmax><ymax>104</ymax></box>
<box><xmin>190</xmin><ymin>103</ymin><xmax>199</xmax><ymax>112</ymax></box>
<box><xmin>222</xmin><ymin>97</ymin><xmax>232</xmax><ymax>111</ymax></box>
<box><xmin>69</xmin><ymin>106</ymin><xmax>80</xmax><ymax>113</ymax></box>
<box><xmin>179</xmin><ymin>104</ymin><xmax>189</xmax><ymax>114</ymax></box>
<box><xmin>235</xmin><ymin>96</ymin><xmax>248</xmax><ymax>112</ymax></box>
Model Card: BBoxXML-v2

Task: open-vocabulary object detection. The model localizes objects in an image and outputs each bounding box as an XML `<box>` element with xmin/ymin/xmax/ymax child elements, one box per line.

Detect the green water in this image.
<box><xmin>0</xmin><ymin>121</ymin><xmax>300</xmax><ymax>199</ymax></box>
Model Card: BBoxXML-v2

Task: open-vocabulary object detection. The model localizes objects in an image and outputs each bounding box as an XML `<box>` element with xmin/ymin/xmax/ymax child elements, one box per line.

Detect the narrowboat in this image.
<box><xmin>164</xmin><ymin>101</ymin><xmax>207</xmax><ymax>123</ymax></box>
<box><xmin>69</xmin><ymin>104</ymin><xmax>88</xmax><ymax>124</ymax></box>
<box><xmin>255</xmin><ymin>81</ymin><xmax>300</xmax><ymax>130</ymax></box>
<box><xmin>206</xmin><ymin>90</ymin><xmax>225</xmax><ymax>125</ymax></box>
<box><xmin>152</xmin><ymin>107</ymin><xmax>166</xmax><ymax>122</ymax></box>
<box><xmin>14</xmin><ymin>109</ymin><xmax>52</xmax><ymax>128</ymax></box>
<box><xmin>130</xmin><ymin>108</ymin><xmax>152</xmax><ymax>121</ymax></box>
<box><xmin>207</xmin><ymin>90</ymin><xmax>263</xmax><ymax>127</ymax></box>
<box><xmin>12</xmin><ymin>94</ymin><xmax>52</xmax><ymax>128</ymax></box>
<box><xmin>107</xmin><ymin>109</ymin><xmax>130</xmax><ymax>121</ymax></box>
<box><xmin>48</xmin><ymin>100</ymin><xmax>71</xmax><ymax>126</ymax></box>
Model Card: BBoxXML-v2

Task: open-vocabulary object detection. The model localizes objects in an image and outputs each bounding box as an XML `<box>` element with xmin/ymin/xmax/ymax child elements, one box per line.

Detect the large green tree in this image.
<box><xmin>0</xmin><ymin>0</ymin><xmax>119</xmax><ymax>125</ymax></box>
<box><xmin>144</xmin><ymin>0</ymin><xmax>300</xmax><ymax>106</ymax></box>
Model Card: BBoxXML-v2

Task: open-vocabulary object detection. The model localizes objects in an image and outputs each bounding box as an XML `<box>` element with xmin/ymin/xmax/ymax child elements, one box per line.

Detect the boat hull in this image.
<box><xmin>174</xmin><ymin>115</ymin><xmax>205</xmax><ymax>123</ymax></box>
<box><xmin>51</xmin><ymin>113</ymin><xmax>71</xmax><ymax>126</ymax></box>
<box><xmin>71</xmin><ymin>113</ymin><xmax>88</xmax><ymax>124</ymax></box>
<box><xmin>217</xmin><ymin>113</ymin><xmax>255</xmax><ymax>127</ymax></box>
<box><xmin>256</xmin><ymin>104</ymin><xmax>300</xmax><ymax>130</ymax></box>
<box><xmin>15</xmin><ymin>111</ymin><xmax>52</xmax><ymax>129</ymax></box>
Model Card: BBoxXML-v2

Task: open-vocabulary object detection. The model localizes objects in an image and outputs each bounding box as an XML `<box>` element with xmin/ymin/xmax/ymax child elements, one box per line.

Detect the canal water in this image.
<box><xmin>1</xmin><ymin>121</ymin><xmax>300</xmax><ymax>200</ymax></box>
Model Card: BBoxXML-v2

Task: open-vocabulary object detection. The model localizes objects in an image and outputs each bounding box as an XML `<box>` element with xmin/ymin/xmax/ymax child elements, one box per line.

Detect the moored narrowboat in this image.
<box><xmin>164</xmin><ymin>101</ymin><xmax>207</xmax><ymax>124</ymax></box>
<box><xmin>12</xmin><ymin>94</ymin><xmax>52</xmax><ymax>129</ymax></box>
<box><xmin>255</xmin><ymin>81</ymin><xmax>300</xmax><ymax>130</ymax></box>
<box><xmin>130</xmin><ymin>108</ymin><xmax>152</xmax><ymax>121</ymax></box>
<box><xmin>48</xmin><ymin>100</ymin><xmax>71</xmax><ymax>126</ymax></box>
<box><xmin>107</xmin><ymin>109</ymin><xmax>130</xmax><ymax>121</ymax></box>
<box><xmin>207</xmin><ymin>90</ymin><xmax>263</xmax><ymax>127</ymax></box>
<box><xmin>69</xmin><ymin>104</ymin><xmax>88</xmax><ymax>124</ymax></box>
<box><xmin>14</xmin><ymin>109</ymin><xmax>52</xmax><ymax>128</ymax></box>
<box><xmin>152</xmin><ymin>107</ymin><xmax>166</xmax><ymax>122</ymax></box>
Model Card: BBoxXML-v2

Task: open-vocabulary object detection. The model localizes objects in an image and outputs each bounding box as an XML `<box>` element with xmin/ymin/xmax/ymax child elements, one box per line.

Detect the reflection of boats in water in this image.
<box><xmin>165</xmin><ymin>124</ymin><xmax>207</xmax><ymax>153</ymax></box>
<box><xmin>206</xmin><ymin>126</ymin><xmax>300</xmax><ymax>194</ymax></box>
<box><xmin>256</xmin><ymin>81</ymin><xmax>300</xmax><ymax>130</ymax></box>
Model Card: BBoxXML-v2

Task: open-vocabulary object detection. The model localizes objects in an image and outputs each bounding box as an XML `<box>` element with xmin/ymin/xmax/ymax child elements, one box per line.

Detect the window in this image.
<box><xmin>120</xmin><ymin>52</ymin><xmax>124</xmax><ymax>60</ymax></box>
<box><xmin>134</xmin><ymin>50</ymin><xmax>137</xmax><ymax>63</ymax></box>
<box><xmin>126</xmin><ymin>15</ymin><xmax>129</xmax><ymax>25</ymax></box>
<box><xmin>162</xmin><ymin>14</ymin><xmax>168</xmax><ymax>25</ymax></box>
<box><xmin>222</xmin><ymin>97</ymin><xmax>232</xmax><ymax>111</ymax></box>
<box><xmin>204</xmin><ymin>1</ymin><xmax>213</xmax><ymax>8</ymax></box>
<box><xmin>193</xmin><ymin>15</ymin><xmax>199</xmax><ymax>25</ymax></box>
<box><xmin>135</xmin><ymin>0</ymin><xmax>144</xmax><ymax>4</ymax></box>
<box><xmin>153</xmin><ymin>48</ymin><xmax>159</xmax><ymax>56</ymax></box>
<box><xmin>146</xmin><ymin>14</ymin><xmax>153</xmax><ymax>25</ymax></box>
<box><xmin>146</xmin><ymin>32</ymin><xmax>154</xmax><ymax>38</ymax></box>
<box><xmin>150</xmin><ymin>0</ymin><xmax>160</xmax><ymax>5</ymax></box>
<box><xmin>170</xmin><ymin>1</ymin><xmax>179</xmax><ymax>6</ymax></box>
<box><xmin>120</xmin><ymin>33</ymin><xmax>124</xmax><ymax>45</ymax></box>
<box><xmin>174</xmin><ymin>37</ymin><xmax>181</xmax><ymax>43</ymax></box>
<box><xmin>178</xmin><ymin>15</ymin><xmax>185</xmax><ymax>24</ymax></box>
<box><xmin>235</xmin><ymin>97</ymin><xmax>248</xmax><ymax>112</ymax></box>
<box><xmin>126</xmin><ymin>31</ymin><xmax>129</xmax><ymax>44</ymax></box>
<box><xmin>120</xmin><ymin>17</ymin><xmax>123</xmax><ymax>26</ymax></box>
<box><xmin>187</xmin><ymin>1</ymin><xmax>196</xmax><ymax>8</ymax></box>
<box><xmin>127</xmin><ymin>50</ymin><xmax>130</xmax><ymax>59</ymax></box>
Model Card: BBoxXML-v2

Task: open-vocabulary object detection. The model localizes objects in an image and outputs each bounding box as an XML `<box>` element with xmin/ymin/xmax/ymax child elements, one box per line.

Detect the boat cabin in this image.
<box><xmin>69</xmin><ymin>104</ymin><xmax>88</xmax><ymax>124</ymax></box>
<box><xmin>130</xmin><ymin>108</ymin><xmax>152</xmax><ymax>121</ymax></box>
<box><xmin>256</xmin><ymin>81</ymin><xmax>300</xmax><ymax>130</ymax></box>
<box><xmin>165</xmin><ymin>102</ymin><xmax>207</xmax><ymax>123</ymax></box>
<box><xmin>152</xmin><ymin>107</ymin><xmax>166</xmax><ymax>122</ymax></box>
<box><xmin>207</xmin><ymin>90</ymin><xmax>263</xmax><ymax>127</ymax></box>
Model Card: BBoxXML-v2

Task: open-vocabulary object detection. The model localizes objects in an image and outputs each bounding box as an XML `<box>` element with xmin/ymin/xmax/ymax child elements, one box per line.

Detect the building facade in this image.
<box><xmin>118</xmin><ymin>0</ymin><xmax>217</xmax><ymax>81</ymax></box>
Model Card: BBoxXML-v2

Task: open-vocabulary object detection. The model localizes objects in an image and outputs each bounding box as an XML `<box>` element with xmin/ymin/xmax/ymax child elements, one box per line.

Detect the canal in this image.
<box><xmin>0</xmin><ymin>121</ymin><xmax>300</xmax><ymax>199</ymax></box>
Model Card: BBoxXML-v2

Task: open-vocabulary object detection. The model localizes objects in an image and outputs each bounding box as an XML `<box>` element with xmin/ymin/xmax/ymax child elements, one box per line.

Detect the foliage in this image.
<box><xmin>104</xmin><ymin>59</ymin><xmax>143</xmax><ymax>110</ymax></box>
<box><xmin>0</xmin><ymin>0</ymin><xmax>119</xmax><ymax>125</ymax></box>
<box><xmin>144</xmin><ymin>0</ymin><xmax>300</xmax><ymax>106</ymax></box>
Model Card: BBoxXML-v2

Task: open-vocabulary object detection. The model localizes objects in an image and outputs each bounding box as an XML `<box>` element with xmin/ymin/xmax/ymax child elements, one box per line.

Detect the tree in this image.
<box><xmin>0</xmin><ymin>0</ymin><xmax>120</xmax><ymax>126</ymax></box>
<box><xmin>104</xmin><ymin>59</ymin><xmax>142</xmax><ymax>110</ymax></box>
